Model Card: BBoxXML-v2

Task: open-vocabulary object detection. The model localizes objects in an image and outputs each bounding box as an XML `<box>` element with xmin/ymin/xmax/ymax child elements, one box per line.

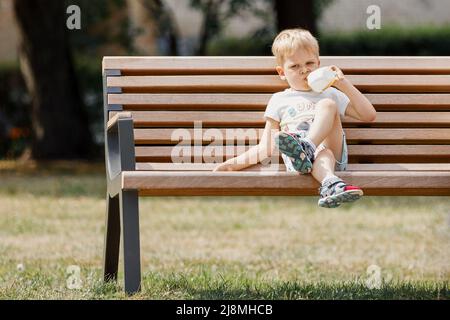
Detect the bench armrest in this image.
<box><xmin>107</xmin><ymin>112</ymin><xmax>132</xmax><ymax>132</ymax></box>
<box><xmin>105</xmin><ymin>112</ymin><xmax>136</xmax><ymax>195</ymax></box>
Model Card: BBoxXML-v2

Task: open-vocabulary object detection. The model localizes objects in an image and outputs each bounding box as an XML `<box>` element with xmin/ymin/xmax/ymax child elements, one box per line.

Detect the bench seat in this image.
<box><xmin>117</xmin><ymin>168</ymin><xmax>450</xmax><ymax>196</ymax></box>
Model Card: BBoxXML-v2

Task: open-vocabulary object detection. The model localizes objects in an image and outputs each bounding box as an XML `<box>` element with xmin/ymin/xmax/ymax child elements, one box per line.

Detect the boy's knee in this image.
<box><xmin>316</xmin><ymin>98</ymin><xmax>338</xmax><ymax>113</ymax></box>
<box><xmin>315</xmin><ymin>147</ymin><xmax>335</xmax><ymax>160</ymax></box>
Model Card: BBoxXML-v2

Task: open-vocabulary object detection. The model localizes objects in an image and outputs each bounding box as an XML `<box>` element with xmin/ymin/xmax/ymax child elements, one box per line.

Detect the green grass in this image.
<box><xmin>1</xmin><ymin>264</ymin><xmax>447</xmax><ymax>300</ymax></box>
<box><xmin>0</xmin><ymin>162</ymin><xmax>449</xmax><ymax>299</ymax></box>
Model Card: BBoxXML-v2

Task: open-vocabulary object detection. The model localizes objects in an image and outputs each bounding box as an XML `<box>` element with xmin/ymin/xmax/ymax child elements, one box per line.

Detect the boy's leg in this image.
<box><xmin>311</xmin><ymin>148</ymin><xmax>337</xmax><ymax>183</ymax></box>
<box><xmin>307</xmin><ymin>98</ymin><xmax>344</xmax><ymax>162</ymax></box>
<box><xmin>274</xmin><ymin>98</ymin><xmax>345</xmax><ymax>174</ymax></box>
<box><xmin>313</xmin><ymin>148</ymin><xmax>363</xmax><ymax>208</ymax></box>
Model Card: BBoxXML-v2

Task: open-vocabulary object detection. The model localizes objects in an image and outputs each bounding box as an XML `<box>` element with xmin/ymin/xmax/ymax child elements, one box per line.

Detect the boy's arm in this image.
<box><xmin>213</xmin><ymin>118</ymin><xmax>280</xmax><ymax>171</ymax></box>
<box><xmin>330</xmin><ymin>66</ymin><xmax>377</xmax><ymax>122</ymax></box>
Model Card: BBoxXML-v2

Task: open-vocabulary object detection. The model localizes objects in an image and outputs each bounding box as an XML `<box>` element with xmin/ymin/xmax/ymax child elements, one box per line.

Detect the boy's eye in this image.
<box><xmin>291</xmin><ymin>65</ymin><xmax>298</xmax><ymax>68</ymax></box>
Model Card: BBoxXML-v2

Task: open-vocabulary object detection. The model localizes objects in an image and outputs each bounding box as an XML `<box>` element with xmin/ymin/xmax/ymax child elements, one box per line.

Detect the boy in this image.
<box><xmin>213</xmin><ymin>28</ymin><xmax>377</xmax><ymax>208</ymax></box>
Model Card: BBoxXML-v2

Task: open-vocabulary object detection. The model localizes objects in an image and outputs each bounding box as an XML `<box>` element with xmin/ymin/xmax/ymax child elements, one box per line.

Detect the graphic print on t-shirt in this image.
<box><xmin>280</xmin><ymin>100</ymin><xmax>316</xmax><ymax>133</ymax></box>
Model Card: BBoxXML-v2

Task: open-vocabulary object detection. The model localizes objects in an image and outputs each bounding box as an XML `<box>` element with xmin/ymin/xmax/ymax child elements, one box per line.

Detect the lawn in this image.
<box><xmin>0</xmin><ymin>161</ymin><xmax>448</xmax><ymax>299</ymax></box>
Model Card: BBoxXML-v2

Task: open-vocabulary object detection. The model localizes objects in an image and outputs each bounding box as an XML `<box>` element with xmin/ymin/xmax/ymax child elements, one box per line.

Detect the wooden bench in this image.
<box><xmin>102</xmin><ymin>56</ymin><xmax>450</xmax><ymax>294</ymax></box>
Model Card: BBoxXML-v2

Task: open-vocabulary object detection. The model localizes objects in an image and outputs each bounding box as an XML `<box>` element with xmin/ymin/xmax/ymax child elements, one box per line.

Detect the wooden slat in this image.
<box><xmin>135</xmin><ymin>162</ymin><xmax>450</xmax><ymax>172</ymax></box>
<box><xmin>114</xmin><ymin>111</ymin><xmax>265</xmax><ymax>127</ymax></box>
<box><xmin>134</xmin><ymin>145</ymin><xmax>450</xmax><ymax>163</ymax></box>
<box><xmin>343</xmin><ymin>129</ymin><xmax>450</xmax><ymax>143</ymax></box>
<box><xmin>103</xmin><ymin>56</ymin><xmax>450</xmax><ymax>75</ymax></box>
<box><xmin>109</xmin><ymin>93</ymin><xmax>272</xmax><ymax>110</ymax></box>
<box><xmin>340</xmin><ymin>163</ymin><xmax>450</xmax><ymax>171</ymax></box>
<box><xmin>107</xmin><ymin>75</ymin><xmax>285</xmax><ymax>93</ymax></box>
<box><xmin>367</xmin><ymin>93</ymin><xmax>450</xmax><ymax>108</ymax></box>
<box><xmin>121</xmin><ymin>171</ymin><xmax>450</xmax><ymax>196</ymax></box>
<box><xmin>108</xmin><ymin>93</ymin><xmax>450</xmax><ymax>111</ymax></box>
<box><xmin>349</xmin><ymin>145</ymin><xmax>450</xmax><ymax>163</ymax></box>
<box><xmin>349</xmin><ymin>145</ymin><xmax>450</xmax><ymax>156</ymax></box>
<box><xmin>134</xmin><ymin>128</ymin><xmax>262</xmax><ymax>144</ymax></box>
<box><xmin>104</xmin><ymin>57</ymin><xmax>278</xmax><ymax>75</ymax></box>
<box><xmin>109</xmin><ymin>111</ymin><xmax>450</xmax><ymax>128</ymax></box>
<box><xmin>107</xmin><ymin>75</ymin><xmax>450</xmax><ymax>93</ymax></box>
<box><xmin>136</xmin><ymin>162</ymin><xmax>285</xmax><ymax>171</ymax></box>
<box><xmin>133</xmin><ymin>128</ymin><xmax>450</xmax><ymax>145</ymax></box>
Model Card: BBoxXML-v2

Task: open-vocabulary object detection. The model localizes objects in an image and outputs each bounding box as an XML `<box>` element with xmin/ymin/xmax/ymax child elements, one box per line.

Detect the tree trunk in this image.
<box><xmin>274</xmin><ymin>0</ymin><xmax>317</xmax><ymax>36</ymax></box>
<box><xmin>13</xmin><ymin>0</ymin><xmax>93</xmax><ymax>160</ymax></box>
<box><xmin>196</xmin><ymin>0</ymin><xmax>220</xmax><ymax>56</ymax></box>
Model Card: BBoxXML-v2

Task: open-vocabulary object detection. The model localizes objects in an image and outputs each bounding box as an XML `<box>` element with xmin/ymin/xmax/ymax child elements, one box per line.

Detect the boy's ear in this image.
<box><xmin>276</xmin><ymin>66</ymin><xmax>286</xmax><ymax>81</ymax></box>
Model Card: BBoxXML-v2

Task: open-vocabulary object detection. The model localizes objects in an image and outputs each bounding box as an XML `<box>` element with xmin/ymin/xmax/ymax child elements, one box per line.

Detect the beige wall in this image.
<box><xmin>320</xmin><ymin>0</ymin><xmax>450</xmax><ymax>32</ymax></box>
<box><xmin>0</xmin><ymin>0</ymin><xmax>19</xmax><ymax>63</ymax></box>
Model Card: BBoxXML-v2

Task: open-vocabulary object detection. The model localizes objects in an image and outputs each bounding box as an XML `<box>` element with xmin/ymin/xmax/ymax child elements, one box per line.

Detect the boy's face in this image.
<box><xmin>276</xmin><ymin>49</ymin><xmax>320</xmax><ymax>91</ymax></box>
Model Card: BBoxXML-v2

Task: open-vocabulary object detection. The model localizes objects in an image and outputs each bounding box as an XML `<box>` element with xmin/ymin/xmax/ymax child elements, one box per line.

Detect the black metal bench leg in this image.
<box><xmin>103</xmin><ymin>194</ymin><xmax>120</xmax><ymax>282</ymax></box>
<box><xmin>119</xmin><ymin>190</ymin><xmax>141</xmax><ymax>294</ymax></box>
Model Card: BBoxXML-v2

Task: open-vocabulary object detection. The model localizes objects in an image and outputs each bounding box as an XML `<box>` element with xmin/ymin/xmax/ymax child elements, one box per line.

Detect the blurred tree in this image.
<box><xmin>190</xmin><ymin>0</ymin><xmax>257</xmax><ymax>55</ymax></box>
<box><xmin>192</xmin><ymin>0</ymin><xmax>221</xmax><ymax>55</ymax></box>
<box><xmin>13</xmin><ymin>0</ymin><xmax>93</xmax><ymax>159</ymax></box>
<box><xmin>274</xmin><ymin>0</ymin><xmax>334</xmax><ymax>36</ymax></box>
<box><xmin>274</xmin><ymin>0</ymin><xmax>315</xmax><ymax>34</ymax></box>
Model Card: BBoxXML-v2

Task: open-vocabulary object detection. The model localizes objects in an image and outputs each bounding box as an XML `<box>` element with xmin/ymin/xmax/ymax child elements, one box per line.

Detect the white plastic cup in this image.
<box><xmin>307</xmin><ymin>66</ymin><xmax>338</xmax><ymax>93</ymax></box>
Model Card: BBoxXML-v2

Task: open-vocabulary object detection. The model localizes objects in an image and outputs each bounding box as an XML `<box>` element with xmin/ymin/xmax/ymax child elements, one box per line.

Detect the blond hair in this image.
<box><xmin>271</xmin><ymin>28</ymin><xmax>319</xmax><ymax>65</ymax></box>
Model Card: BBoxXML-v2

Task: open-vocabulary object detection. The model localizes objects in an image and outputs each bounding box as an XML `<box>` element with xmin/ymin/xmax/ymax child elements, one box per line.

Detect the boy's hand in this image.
<box><xmin>330</xmin><ymin>65</ymin><xmax>349</xmax><ymax>90</ymax></box>
<box><xmin>212</xmin><ymin>160</ymin><xmax>234</xmax><ymax>172</ymax></box>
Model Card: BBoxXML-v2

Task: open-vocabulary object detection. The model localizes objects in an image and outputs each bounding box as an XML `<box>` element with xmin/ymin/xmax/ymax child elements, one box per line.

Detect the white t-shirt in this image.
<box><xmin>263</xmin><ymin>87</ymin><xmax>350</xmax><ymax>133</ymax></box>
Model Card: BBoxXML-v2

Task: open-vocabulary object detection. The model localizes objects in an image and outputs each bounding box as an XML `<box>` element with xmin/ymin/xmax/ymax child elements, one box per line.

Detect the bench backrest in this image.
<box><xmin>102</xmin><ymin>56</ymin><xmax>450</xmax><ymax>171</ymax></box>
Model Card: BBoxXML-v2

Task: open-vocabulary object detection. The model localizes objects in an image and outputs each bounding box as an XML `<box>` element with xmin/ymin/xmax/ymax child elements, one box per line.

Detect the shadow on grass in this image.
<box><xmin>185</xmin><ymin>282</ymin><xmax>449</xmax><ymax>300</ymax></box>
